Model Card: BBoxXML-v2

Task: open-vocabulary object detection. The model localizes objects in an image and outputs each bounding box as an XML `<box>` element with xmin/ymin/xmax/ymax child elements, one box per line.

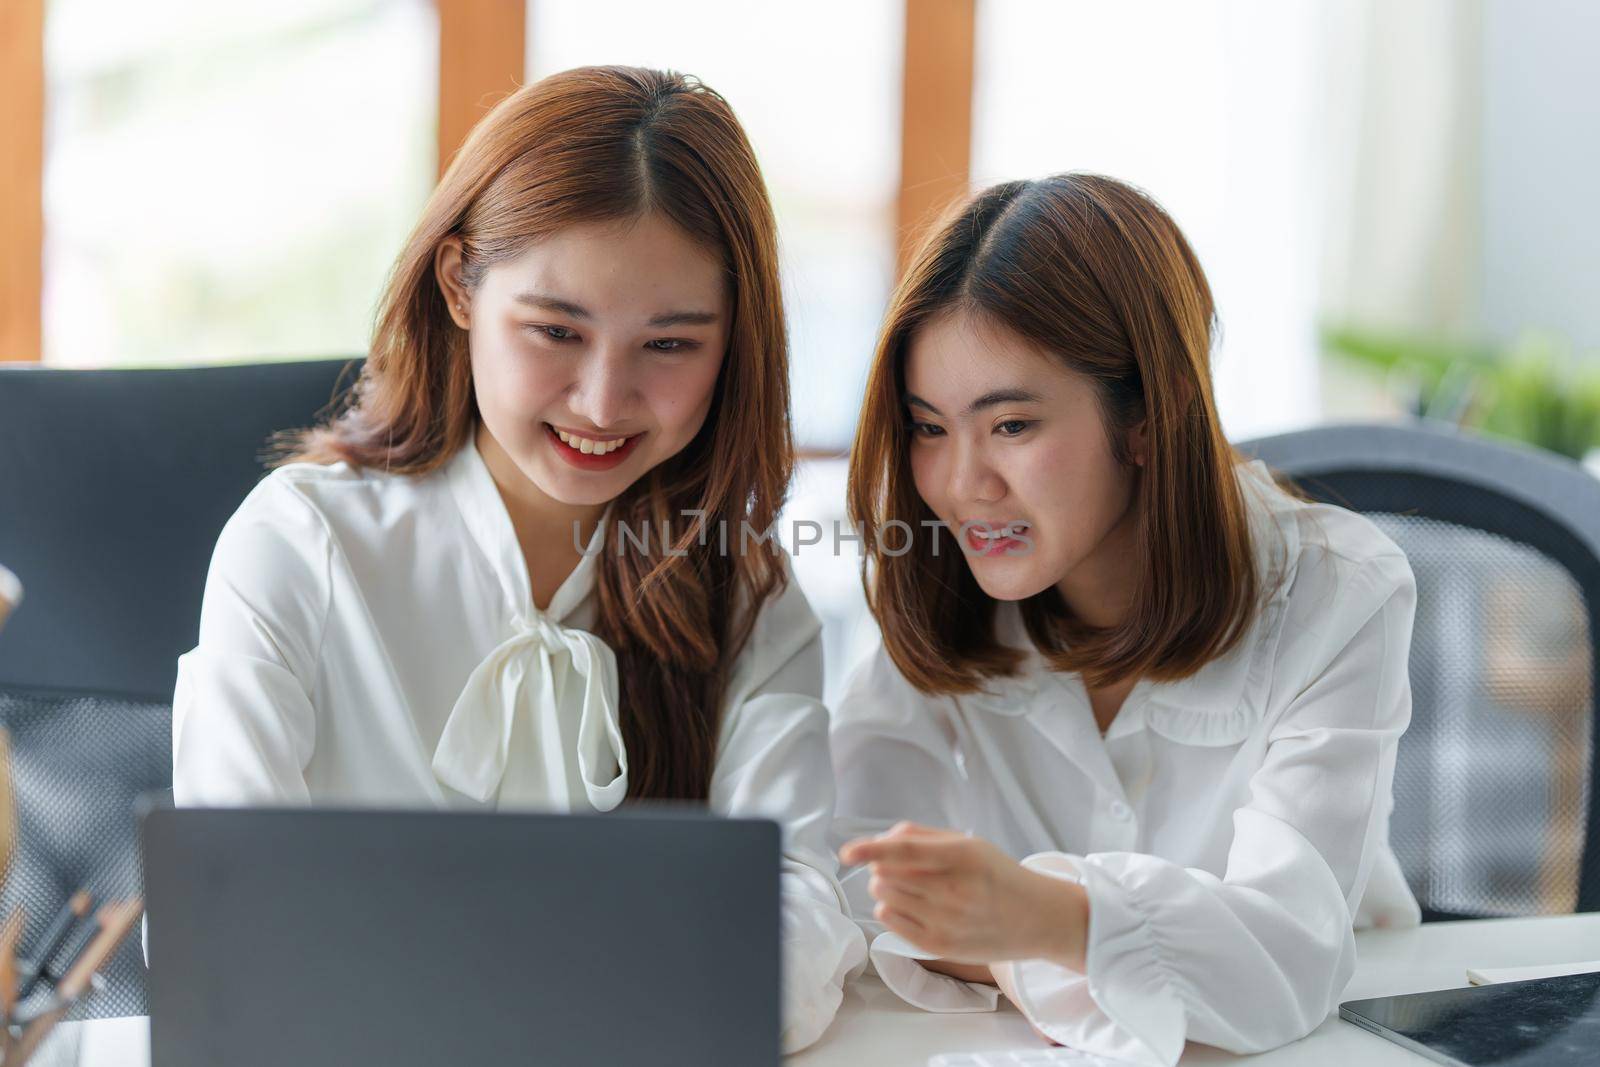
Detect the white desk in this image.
<box><xmin>61</xmin><ymin>914</ymin><xmax>1600</xmax><ymax>1065</ymax></box>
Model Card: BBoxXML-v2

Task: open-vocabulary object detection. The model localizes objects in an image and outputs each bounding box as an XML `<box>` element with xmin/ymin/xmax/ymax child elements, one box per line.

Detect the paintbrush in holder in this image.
<box><xmin>0</xmin><ymin>564</ymin><xmax>146</xmax><ymax>1064</ymax></box>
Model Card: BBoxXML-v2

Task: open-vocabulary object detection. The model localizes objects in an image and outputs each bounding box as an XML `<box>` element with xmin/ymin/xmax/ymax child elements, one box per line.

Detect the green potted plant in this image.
<box><xmin>1322</xmin><ymin>324</ymin><xmax>1600</xmax><ymax>462</ymax></box>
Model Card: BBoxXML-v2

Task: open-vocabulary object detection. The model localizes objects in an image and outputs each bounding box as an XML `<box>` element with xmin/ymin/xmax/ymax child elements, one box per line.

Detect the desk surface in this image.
<box><xmin>63</xmin><ymin>913</ymin><xmax>1600</xmax><ymax>1065</ymax></box>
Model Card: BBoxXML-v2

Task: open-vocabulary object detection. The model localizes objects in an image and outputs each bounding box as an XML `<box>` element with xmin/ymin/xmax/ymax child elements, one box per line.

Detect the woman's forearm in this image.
<box><xmin>1025</xmin><ymin>871</ymin><xmax>1090</xmax><ymax>972</ymax></box>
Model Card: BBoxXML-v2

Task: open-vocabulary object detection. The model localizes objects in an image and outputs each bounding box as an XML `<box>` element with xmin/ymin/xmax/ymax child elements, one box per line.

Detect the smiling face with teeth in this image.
<box><xmin>436</xmin><ymin>213</ymin><xmax>730</xmax><ymax>523</ymax></box>
<box><xmin>904</xmin><ymin>310</ymin><xmax>1147</xmax><ymax>623</ymax></box>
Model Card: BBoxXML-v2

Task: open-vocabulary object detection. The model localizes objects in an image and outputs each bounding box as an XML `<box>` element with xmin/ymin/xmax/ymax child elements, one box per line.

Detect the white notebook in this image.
<box><xmin>1466</xmin><ymin>959</ymin><xmax>1600</xmax><ymax>985</ymax></box>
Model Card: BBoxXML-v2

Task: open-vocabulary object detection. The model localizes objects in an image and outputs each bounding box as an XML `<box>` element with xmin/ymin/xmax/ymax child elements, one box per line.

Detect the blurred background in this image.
<box><xmin>5</xmin><ymin>0</ymin><xmax>1600</xmax><ymax>940</ymax></box>
<box><xmin>3</xmin><ymin>0</ymin><xmax>1599</xmax><ymax>697</ymax></box>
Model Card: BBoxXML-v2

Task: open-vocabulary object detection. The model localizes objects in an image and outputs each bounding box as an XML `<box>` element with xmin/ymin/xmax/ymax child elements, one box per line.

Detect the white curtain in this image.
<box><xmin>1315</xmin><ymin>0</ymin><xmax>1484</xmax><ymax>338</ymax></box>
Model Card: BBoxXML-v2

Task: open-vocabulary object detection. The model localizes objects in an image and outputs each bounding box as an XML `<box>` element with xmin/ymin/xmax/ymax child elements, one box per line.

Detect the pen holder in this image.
<box><xmin>0</xmin><ymin>709</ymin><xmax>143</xmax><ymax>1067</ymax></box>
<box><xmin>0</xmin><ymin>1022</ymin><xmax>79</xmax><ymax>1067</ymax></box>
<box><xmin>0</xmin><ymin>892</ymin><xmax>143</xmax><ymax>1067</ymax></box>
<box><xmin>0</xmin><ymin>568</ymin><xmax>147</xmax><ymax>1065</ymax></box>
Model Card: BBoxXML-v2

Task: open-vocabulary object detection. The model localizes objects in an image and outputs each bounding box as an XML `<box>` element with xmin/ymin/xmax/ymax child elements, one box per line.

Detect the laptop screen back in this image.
<box><xmin>143</xmin><ymin>807</ymin><xmax>781</xmax><ymax>1067</ymax></box>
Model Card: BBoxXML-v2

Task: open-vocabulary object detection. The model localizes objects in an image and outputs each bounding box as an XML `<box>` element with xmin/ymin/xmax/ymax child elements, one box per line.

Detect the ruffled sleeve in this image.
<box><xmin>173</xmin><ymin>475</ymin><xmax>330</xmax><ymax>806</ymax></box>
<box><xmin>990</xmin><ymin>553</ymin><xmax>1419</xmax><ymax>1064</ymax></box>
<box><xmin>712</xmin><ymin>571</ymin><xmax>868</xmax><ymax>1054</ymax></box>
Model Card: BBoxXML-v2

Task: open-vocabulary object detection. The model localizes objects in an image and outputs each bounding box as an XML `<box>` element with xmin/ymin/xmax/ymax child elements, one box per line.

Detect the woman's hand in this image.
<box><xmin>840</xmin><ymin>822</ymin><xmax>1090</xmax><ymax>970</ymax></box>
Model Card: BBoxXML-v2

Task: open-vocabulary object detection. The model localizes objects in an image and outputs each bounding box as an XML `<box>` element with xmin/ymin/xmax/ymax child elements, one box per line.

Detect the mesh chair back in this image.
<box><xmin>0</xmin><ymin>358</ymin><xmax>361</xmax><ymax>1016</ymax></box>
<box><xmin>1240</xmin><ymin>421</ymin><xmax>1600</xmax><ymax>919</ymax></box>
<box><xmin>0</xmin><ymin>689</ymin><xmax>169</xmax><ymax>1017</ymax></box>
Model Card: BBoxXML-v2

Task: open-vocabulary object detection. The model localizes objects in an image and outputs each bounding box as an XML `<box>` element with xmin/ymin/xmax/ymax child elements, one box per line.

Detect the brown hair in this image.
<box><xmin>849</xmin><ymin>173</ymin><xmax>1261</xmax><ymax>693</ymax></box>
<box><xmin>281</xmin><ymin>66</ymin><xmax>792</xmax><ymax>799</ymax></box>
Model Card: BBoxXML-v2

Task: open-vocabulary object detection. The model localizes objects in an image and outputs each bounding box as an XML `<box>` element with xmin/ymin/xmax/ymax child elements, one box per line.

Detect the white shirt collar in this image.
<box><xmin>442</xmin><ymin>436</ymin><xmax>607</xmax><ymax>625</ymax></box>
<box><xmin>433</xmin><ymin>436</ymin><xmax>626</xmax><ymax>809</ymax></box>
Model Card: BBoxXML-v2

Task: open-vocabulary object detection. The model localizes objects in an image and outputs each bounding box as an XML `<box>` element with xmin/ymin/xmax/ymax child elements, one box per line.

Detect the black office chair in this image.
<box><xmin>0</xmin><ymin>358</ymin><xmax>361</xmax><ymax>1017</ymax></box>
<box><xmin>1240</xmin><ymin>420</ymin><xmax>1600</xmax><ymax>921</ymax></box>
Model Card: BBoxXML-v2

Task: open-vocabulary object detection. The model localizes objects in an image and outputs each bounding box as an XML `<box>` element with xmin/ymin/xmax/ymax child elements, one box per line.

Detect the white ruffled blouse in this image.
<box><xmin>830</xmin><ymin>459</ymin><xmax>1422</xmax><ymax>1065</ymax></box>
<box><xmin>172</xmin><ymin>437</ymin><xmax>867</xmax><ymax>1053</ymax></box>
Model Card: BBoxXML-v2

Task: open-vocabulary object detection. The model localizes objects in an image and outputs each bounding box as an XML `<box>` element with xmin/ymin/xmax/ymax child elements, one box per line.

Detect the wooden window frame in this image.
<box><xmin>897</xmin><ymin>0</ymin><xmax>976</xmax><ymax>277</ymax></box>
<box><xmin>7</xmin><ymin>1</ymin><xmax>974</xmax><ymax>363</ymax></box>
<box><xmin>436</xmin><ymin>0</ymin><xmax>526</xmax><ymax>179</ymax></box>
<box><xmin>0</xmin><ymin>0</ymin><xmax>44</xmax><ymax>362</ymax></box>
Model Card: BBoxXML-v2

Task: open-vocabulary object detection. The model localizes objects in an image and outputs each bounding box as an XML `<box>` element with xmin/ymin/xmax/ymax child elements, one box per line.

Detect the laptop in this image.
<box><xmin>141</xmin><ymin>805</ymin><xmax>781</xmax><ymax>1067</ymax></box>
<box><xmin>1341</xmin><ymin>971</ymin><xmax>1600</xmax><ymax>1066</ymax></box>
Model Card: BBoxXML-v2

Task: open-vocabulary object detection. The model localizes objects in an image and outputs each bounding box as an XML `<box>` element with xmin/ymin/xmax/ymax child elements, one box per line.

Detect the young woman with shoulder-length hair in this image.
<box><xmin>173</xmin><ymin>66</ymin><xmax>864</xmax><ymax>1052</ymax></box>
<box><xmin>833</xmin><ymin>173</ymin><xmax>1418</xmax><ymax>1063</ymax></box>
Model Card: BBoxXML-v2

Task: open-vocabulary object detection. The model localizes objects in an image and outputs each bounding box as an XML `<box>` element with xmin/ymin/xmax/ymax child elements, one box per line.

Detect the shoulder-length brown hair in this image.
<box><xmin>849</xmin><ymin>173</ymin><xmax>1260</xmax><ymax>694</ymax></box>
<box><xmin>281</xmin><ymin>66</ymin><xmax>792</xmax><ymax>800</ymax></box>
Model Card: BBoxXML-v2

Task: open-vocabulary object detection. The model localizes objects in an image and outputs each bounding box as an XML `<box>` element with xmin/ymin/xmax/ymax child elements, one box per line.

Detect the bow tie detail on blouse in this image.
<box><xmin>431</xmin><ymin>612</ymin><xmax>629</xmax><ymax>811</ymax></box>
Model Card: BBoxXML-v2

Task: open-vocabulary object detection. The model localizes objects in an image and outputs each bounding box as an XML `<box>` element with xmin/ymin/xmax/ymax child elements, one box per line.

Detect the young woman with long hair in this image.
<box><xmin>833</xmin><ymin>174</ymin><xmax>1418</xmax><ymax>1063</ymax></box>
<box><xmin>173</xmin><ymin>66</ymin><xmax>864</xmax><ymax>1052</ymax></box>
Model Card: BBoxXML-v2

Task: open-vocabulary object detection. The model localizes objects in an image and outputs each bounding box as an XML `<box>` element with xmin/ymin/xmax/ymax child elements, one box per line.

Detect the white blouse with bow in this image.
<box><xmin>830</xmin><ymin>460</ymin><xmax>1422</xmax><ymax>1065</ymax></box>
<box><xmin>172</xmin><ymin>438</ymin><xmax>867</xmax><ymax>1053</ymax></box>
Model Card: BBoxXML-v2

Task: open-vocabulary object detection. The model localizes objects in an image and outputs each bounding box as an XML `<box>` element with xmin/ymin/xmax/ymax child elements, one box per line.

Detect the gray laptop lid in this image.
<box><xmin>142</xmin><ymin>806</ymin><xmax>781</xmax><ymax>1067</ymax></box>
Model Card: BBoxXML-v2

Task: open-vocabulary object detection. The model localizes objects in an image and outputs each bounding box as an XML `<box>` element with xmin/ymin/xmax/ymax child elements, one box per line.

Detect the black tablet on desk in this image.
<box><xmin>1341</xmin><ymin>971</ymin><xmax>1600</xmax><ymax>1066</ymax></box>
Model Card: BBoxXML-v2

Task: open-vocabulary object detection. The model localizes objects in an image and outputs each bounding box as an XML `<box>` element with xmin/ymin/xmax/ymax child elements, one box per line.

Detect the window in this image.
<box><xmin>971</xmin><ymin>0</ymin><xmax>1324</xmax><ymax>439</ymax></box>
<box><xmin>528</xmin><ymin>0</ymin><xmax>902</xmax><ymax>451</ymax></box>
<box><xmin>43</xmin><ymin>0</ymin><xmax>436</xmax><ymax>367</ymax></box>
